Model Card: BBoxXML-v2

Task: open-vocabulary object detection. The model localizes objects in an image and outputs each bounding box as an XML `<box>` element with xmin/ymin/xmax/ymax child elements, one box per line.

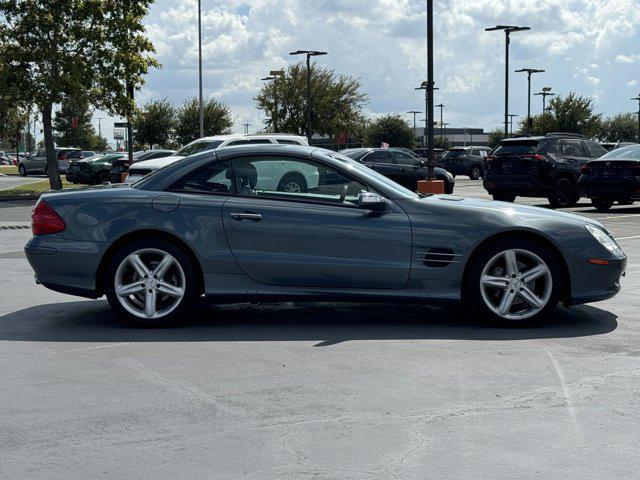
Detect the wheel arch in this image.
<box><xmin>461</xmin><ymin>229</ymin><xmax>572</xmax><ymax>305</ymax></box>
<box><xmin>95</xmin><ymin>229</ymin><xmax>205</xmax><ymax>296</ymax></box>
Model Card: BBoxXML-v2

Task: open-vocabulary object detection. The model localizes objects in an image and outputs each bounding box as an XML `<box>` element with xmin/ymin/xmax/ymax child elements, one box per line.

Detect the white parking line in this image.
<box><xmin>595</xmin><ymin>214</ymin><xmax>640</xmax><ymax>221</ymax></box>
<box><xmin>616</xmin><ymin>235</ymin><xmax>640</xmax><ymax>241</ymax></box>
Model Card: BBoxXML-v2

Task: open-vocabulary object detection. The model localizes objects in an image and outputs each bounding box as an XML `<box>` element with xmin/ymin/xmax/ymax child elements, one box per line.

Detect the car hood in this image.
<box><xmin>129</xmin><ymin>155</ymin><xmax>184</xmax><ymax>171</ymax></box>
<box><xmin>417</xmin><ymin>195</ymin><xmax>605</xmax><ymax>229</ymax></box>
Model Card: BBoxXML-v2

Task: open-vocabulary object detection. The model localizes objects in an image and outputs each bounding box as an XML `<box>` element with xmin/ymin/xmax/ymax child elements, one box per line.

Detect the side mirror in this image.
<box><xmin>357</xmin><ymin>192</ymin><xmax>387</xmax><ymax>211</ymax></box>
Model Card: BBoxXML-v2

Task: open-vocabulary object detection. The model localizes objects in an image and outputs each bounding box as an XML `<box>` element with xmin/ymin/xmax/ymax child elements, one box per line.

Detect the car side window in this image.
<box><xmin>391</xmin><ymin>151</ymin><xmax>419</xmax><ymax>166</ymax></box>
<box><xmin>276</xmin><ymin>139</ymin><xmax>302</xmax><ymax>145</ymax></box>
<box><xmin>584</xmin><ymin>141</ymin><xmax>607</xmax><ymax>158</ymax></box>
<box><xmin>562</xmin><ymin>139</ymin><xmax>586</xmax><ymax>156</ymax></box>
<box><xmin>170</xmin><ymin>161</ymin><xmax>234</xmax><ymax>194</ymax></box>
<box><xmin>229</xmin><ymin>156</ymin><xmax>370</xmax><ymax>206</ymax></box>
<box><xmin>371</xmin><ymin>151</ymin><xmax>395</xmax><ymax>163</ymax></box>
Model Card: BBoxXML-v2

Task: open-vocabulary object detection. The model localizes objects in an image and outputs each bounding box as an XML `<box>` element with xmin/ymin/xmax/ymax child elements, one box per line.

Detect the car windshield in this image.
<box><xmin>599</xmin><ymin>145</ymin><xmax>640</xmax><ymax>160</ymax></box>
<box><xmin>176</xmin><ymin>140</ymin><xmax>224</xmax><ymax>157</ymax></box>
<box><xmin>340</xmin><ymin>149</ymin><xmax>368</xmax><ymax>160</ymax></box>
<box><xmin>444</xmin><ymin>149</ymin><xmax>464</xmax><ymax>158</ymax></box>
<box><xmin>319</xmin><ymin>150</ymin><xmax>419</xmax><ymax>199</ymax></box>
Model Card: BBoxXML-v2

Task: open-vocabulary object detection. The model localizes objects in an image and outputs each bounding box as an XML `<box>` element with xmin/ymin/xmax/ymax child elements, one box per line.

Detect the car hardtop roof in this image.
<box><xmin>213</xmin><ymin>143</ymin><xmax>318</xmax><ymax>158</ymax></box>
<box><xmin>450</xmin><ymin>145</ymin><xmax>490</xmax><ymax>149</ymax></box>
<box><xmin>190</xmin><ymin>133</ymin><xmax>306</xmax><ymax>142</ymax></box>
<box><xmin>499</xmin><ymin>136</ymin><xmax>546</xmax><ymax>143</ymax></box>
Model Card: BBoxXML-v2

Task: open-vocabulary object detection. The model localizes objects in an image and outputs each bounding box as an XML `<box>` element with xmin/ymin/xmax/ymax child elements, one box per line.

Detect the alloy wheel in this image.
<box><xmin>480</xmin><ymin>249</ymin><xmax>553</xmax><ymax>321</ymax></box>
<box><xmin>114</xmin><ymin>248</ymin><xmax>185</xmax><ymax>319</ymax></box>
<box><xmin>283</xmin><ymin>181</ymin><xmax>302</xmax><ymax>193</ymax></box>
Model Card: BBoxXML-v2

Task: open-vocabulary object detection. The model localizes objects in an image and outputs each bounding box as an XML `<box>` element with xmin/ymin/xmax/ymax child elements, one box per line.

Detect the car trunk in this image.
<box><xmin>587</xmin><ymin>160</ymin><xmax>640</xmax><ymax>179</ymax></box>
<box><xmin>487</xmin><ymin>140</ymin><xmax>540</xmax><ymax>175</ymax></box>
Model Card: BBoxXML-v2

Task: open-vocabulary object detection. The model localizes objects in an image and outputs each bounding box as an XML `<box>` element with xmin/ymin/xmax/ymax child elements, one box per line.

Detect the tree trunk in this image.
<box><xmin>42</xmin><ymin>103</ymin><xmax>62</xmax><ymax>190</ymax></box>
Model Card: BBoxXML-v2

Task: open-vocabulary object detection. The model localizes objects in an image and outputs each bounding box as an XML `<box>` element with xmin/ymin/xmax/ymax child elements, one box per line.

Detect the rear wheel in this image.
<box><xmin>18</xmin><ymin>164</ymin><xmax>27</xmax><ymax>176</ymax></box>
<box><xmin>618</xmin><ymin>198</ymin><xmax>634</xmax><ymax>206</ymax></box>
<box><xmin>469</xmin><ymin>165</ymin><xmax>482</xmax><ymax>180</ymax></box>
<box><xmin>592</xmin><ymin>198</ymin><xmax>614</xmax><ymax>211</ymax></box>
<box><xmin>492</xmin><ymin>193</ymin><xmax>516</xmax><ymax>203</ymax></box>
<box><xmin>105</xmin><ymin>239</ymin><xmax>198</xmax><ymax>327</ymax></box>
<box><xmin>548</xmin><ymin>177</ymin><xmax>576</xmax><ymax>208</ymax></box>
<box><xmin>277</xmin><ymin>172</ymin><xmax>307</xmax><ymax>193</ymax></box>
<box><xmin>465</xmin><ymin>238</ymin><xmax>561</xmax><ymax>326</ymax></box>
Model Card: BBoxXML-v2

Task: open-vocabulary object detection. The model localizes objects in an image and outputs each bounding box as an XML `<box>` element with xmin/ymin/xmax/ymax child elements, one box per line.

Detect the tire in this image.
<box><xmin>618</xmin><ymin>198</ymin><xmax>634</xmax><ymax>206</ymax></box>
<box><xmin>548</xmin><ymin>177</ymin><xmax>576</xmax><ymax>209</ymax></box>
<box><xmin>104</xmin><ymin>239</ymin><xmax>199</xmax><ymax>327</ymax></box>
<box><xmin>492</xmin><ymin>193</ymin><xmax>516</xmax><ymax>203</ymax></box>
<box><xmin>18</xmin><ymin>164</ymin><xmax>27</xmax><ymax>177</ymax></box>
<box><xmin>592</xmin><ymin>198</ymin><xmax>614</xmax><ymax>211</ymax></box>
<box><xmin>469</xmin><ymin>165</ymin><xmax>482</xmax><ymax>180</ymax></box>
<box><xmin>465</xmin><ymin>238</ymin><xmax>561</xmax><ymax>326</ymax></box>
<box><xmin>277</xmin><ymin>172</ymin><xmax>307</xmax><ymax>193</ymax></box>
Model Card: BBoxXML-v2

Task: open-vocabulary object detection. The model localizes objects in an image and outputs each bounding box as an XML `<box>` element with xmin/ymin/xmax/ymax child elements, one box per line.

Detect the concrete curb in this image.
<box><xmin>0</xmin><ymin>194</ymin><xmax>39</xmax><ymax>202</ymax></box>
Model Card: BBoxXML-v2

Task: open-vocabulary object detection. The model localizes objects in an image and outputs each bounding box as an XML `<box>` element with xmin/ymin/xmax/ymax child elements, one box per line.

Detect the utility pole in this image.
<box><xmin>289</xmin><ymin>50</ymin><xmax>327</xmax><ymax>144</ymax></box>
<box><xmin>435</xmin><ymin>103</ymin><xmax>444</xmax><ymax>146</ymax></box>
<box><xmin>515</xmin><ymin>68</ymin><xmax>544</xmax><ymax>134</ymax></box>
<box><xmin>242</xmin><ymin>123</ymin><xmax>251</xmax><ymax>134</ymax></box>
<box><xmin>198</xmin><ymin>0</ymin><xmax>204</xmax><ymax>138</ymax></box>
<box><xmin>535</xmin><ymin>87</ymin><xmax>555</xmax><ymax>115</ymax></box>
<box><xmin>486</xmin><ymin>25</ymin><xmax>530</xmax><ymax>138</ymax></box>
<box><xmin>415</xmin><ymin>82</ymin><xmax>439</xmax><ymax>149</ymax></box>
<box><xmin>632</xmin><ymin>95</ymin><xmax>640</xmax><ymax>143</ymax></box>
<box><xmin>508</xmin><ymin>114</ymin><xmax>519</xmax><ymax>135</ymax></box>
<box><xmin>406</xmin><ymin>110</ymin><xmax>421</xmax><ymax>142</ymax></box>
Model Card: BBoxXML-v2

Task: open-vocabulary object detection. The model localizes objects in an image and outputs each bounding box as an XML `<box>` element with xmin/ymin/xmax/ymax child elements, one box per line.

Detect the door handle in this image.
<box><xmin>230</xmin><ymin>212</ymin><xmax>262</xmax><ymax>221</ymax></box>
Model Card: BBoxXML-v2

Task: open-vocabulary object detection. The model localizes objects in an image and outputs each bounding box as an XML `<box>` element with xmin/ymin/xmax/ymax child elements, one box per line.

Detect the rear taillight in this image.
<box><xmin>58</xmin><ymin>154</ymin><xmax>67</xmax><ymax>161</ymax></box>
<box><xmin>581</xmin><ymin>164</ymin><xmax>592</xmax><ymax>174</ymax></box>
<box><xmin>486</xmin><ymin>156</ymin><xmax>496</xmax><ymax>162</ymax></box>
<box><xmin>522</xmin><ymin>154</ymin><xmax>545</xmax><ymax>161</ymax></box>
<box><xmin>31</xmin><ymin>200</ymin><xmax>66</xmax><ymax>235</ymax></box>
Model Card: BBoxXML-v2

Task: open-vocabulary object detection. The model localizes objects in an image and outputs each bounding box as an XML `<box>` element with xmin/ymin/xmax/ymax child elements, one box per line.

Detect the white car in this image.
<box><xmin>125</xmin><ymin>134</ymin><xmax>308</xmax><ymax>183</ymax></box>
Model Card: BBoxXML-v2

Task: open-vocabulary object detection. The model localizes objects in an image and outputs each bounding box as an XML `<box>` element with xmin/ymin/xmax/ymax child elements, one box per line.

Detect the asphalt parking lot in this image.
<box><xmin>1</xmin><ymin>180</ymin><xmax>640</xmax><ymax>479</ymax></box>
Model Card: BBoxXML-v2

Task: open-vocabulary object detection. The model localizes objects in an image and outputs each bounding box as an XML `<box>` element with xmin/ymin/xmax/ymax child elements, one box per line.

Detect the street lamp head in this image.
<box><xmin>270</xmin><ymin>69</ymin><xmax>285</xmax><ymax>77</ymax></box>
<box><xmin>542</xmin><ymin>86</ymin><xmax>552</xmax><ymax>92</ymax></box>
<box><xmin>289</xmin><ymin>50</ymin><xmax>327</xmax><ymax>56</ymax></box>
<box><xmin>486</xmin><ymin>25</ymin><xmax>531</xmax><ymax>32</ymax></box>
<box><xmin>515</xmin><ymin>68</ymin><xmax>545</xmax><ymax>74</ymax></box>
<box><xmin>407</xmin><ymin>110</ymin><xmax>421</xmax><ymax>114</ymax></box>
<box><xmin>260</xmin><ymin>76</ymin><xmax>276</xmax><ymax>81</ymax></box>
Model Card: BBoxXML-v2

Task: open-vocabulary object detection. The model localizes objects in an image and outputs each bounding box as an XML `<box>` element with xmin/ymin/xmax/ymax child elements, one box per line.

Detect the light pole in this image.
<box><xmin>289</xmin><ymin>50</ymin><xmax>327</xmax><ymax>144</ymax></box>
<box><xmin>632</xmin><ymin>95</ymin><xmax>640</xmax><ymax>142</ymax></box>
<box><xmin>515</xmin><ymin>68</ymin><xmax>544</xmax><ymax>134</ymax></box>
<box><xmin>242</xmin><ymin>123</ymin><xmax>251</xmax><ymax>134</ymax></box>
<box><xmin>485</xmin><ymin>25</ymin><xmax>530</xmax><ymax>138</ymax></box>
<box><xmin>534</xmin><ymin>87</ymin><xmax>555</xmax><ymax>115</ymax></box>
<box><xmin>406</xmin><ymin>110</ymin><xmax>421</xmax><ymax>142</ymax></box>
<box><xmin>415</xmin><ymin>82</ymin><xmax>439</xmax><ymax>150</ymax></box>
<box><xmin>261</xmin><ymin>75</ymin><xmax>278</xmax><ymax>132</ymax></box>
<box><xmin>508</xmin><ymin>114</ymin><xmax>519</xmax><ymax>135</ymax></box>
<box><xmin>435</xmin><ymin>103</ymin><xmax>444</xmax><ymax>146</ymax></box>
<box><xmin>198</xmin><ymin>0</ymin><xmax>204</xmax><ymax>138</ymax></box>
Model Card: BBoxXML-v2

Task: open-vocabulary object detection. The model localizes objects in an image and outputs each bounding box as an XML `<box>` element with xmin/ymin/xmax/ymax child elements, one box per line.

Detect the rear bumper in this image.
<box><xmin>579</xmin><ymin>178</ymin><xmax>640</xmax><ymax>200</ymax></box>
<box><xmin>25</xmin><ymin>235</ymin><xmax>105</xmax><ymax>299</ymax></box>
<box><xmin>483</xmin><ymin>174</ymin><xmax>549</xmax><ymax>196</ymax></box>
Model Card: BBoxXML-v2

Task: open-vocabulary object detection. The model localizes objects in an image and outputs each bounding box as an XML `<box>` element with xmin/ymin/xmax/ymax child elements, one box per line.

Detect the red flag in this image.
<box><xmin>381</xmin><ymin>142</ymin><xmax>389</xmax><ymax>149</ymax></box>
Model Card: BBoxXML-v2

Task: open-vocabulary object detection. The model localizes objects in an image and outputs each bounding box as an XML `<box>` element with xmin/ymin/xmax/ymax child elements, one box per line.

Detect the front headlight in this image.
<box><xmin>586</xmin><ymin>224</ymin><xmax>622</xmax><ymax>255</ymax></box>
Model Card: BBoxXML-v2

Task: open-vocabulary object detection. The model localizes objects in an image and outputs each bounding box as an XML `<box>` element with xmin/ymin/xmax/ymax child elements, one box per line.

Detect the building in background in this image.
<box><xmin>415</xmin><ymin>126</ymin><xmax>489</xmax><ymax>147</ymax></box>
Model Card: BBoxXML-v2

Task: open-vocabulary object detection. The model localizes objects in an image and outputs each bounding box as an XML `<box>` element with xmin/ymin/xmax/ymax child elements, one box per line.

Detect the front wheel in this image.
<box><xmin>618</xmin><ymin>198</ymin><xmax>634</xmax><ymax>206</ymax></box>
<box><xmin>469</xmin><ymin>165</ymin><xmax>482</xmax><ymax>180</ymax></box>
<box><xmin>18</xmin><ymin>164</ymin><xmax>27</xmax><ymax>176</ymax></box>
<box><xmin>465</xmin><ymin>238</ymin><xmax>561</xmax><ymax>326</ymax></box>
<box><xmin>105</xmin><ymin>239</ymin><xmax>198</xmax><ymax>327</ymax></box>
<box><xmin>592</xmin><ymin>198</ymin><xmax>614</xmax><ymax>211</ymax></box>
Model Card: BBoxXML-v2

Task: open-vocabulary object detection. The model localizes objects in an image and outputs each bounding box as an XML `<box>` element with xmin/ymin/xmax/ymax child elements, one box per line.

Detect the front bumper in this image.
<box><xmin>569</xmin><ymin>253</ymin><xmax>626</xmax><ymax>305</ymax></box>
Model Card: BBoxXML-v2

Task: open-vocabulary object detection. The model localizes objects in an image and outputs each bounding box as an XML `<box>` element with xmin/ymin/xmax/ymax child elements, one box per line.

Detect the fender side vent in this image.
<box><xmin>419</xmin><ymin>247</ymin><xmax>459</xmax><ymax>268</ymax></box>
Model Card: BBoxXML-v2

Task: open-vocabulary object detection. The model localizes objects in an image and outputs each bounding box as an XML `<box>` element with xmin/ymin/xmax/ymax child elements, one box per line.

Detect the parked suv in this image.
<box><xmin>18</xmin><ymin>147</ymin><xmax>82</xmax><ymax>176</ymax></box>
<box><xmin>483</xmin><ymin>133</ymin><xmax>608</xmax><ymax>208</ymax></box>
<box><xmin>339</xmin><ymin>147</ymin><xmax>455</xmax><ymax>193</ymax></box>
<box><xmin>442</xmin><ymin>146</ymin><xmax>491</xmax><ymax>180</ymax></box>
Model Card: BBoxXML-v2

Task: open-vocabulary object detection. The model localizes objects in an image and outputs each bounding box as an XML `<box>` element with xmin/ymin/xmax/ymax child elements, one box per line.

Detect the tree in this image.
<box><xmin>53</xmin><ymin>95</ymin><xmax>96</xmax><ymax>149</ymax></box>
<box><xmin>0</xmin><ymin>0</ymin><xmax>158</xmax><ymax>189</ymax></box>
<box><xmin>255</xmin><ymin>62</ymin><xmax>368</xmax><ymax>139</ymax></box>
<box><xmin>434</xmin><ymin>136</ymin><xmax>452</xmax><ymax>150</ymax></box>
<box><xmin>174</xmin><ymin>97</ymin><xmax>233</xmax><ymax>146</ymax></box>
<box><xmin>366</xmin><ymin>115</ymin><xmax>415</xmax><ymax>148</ymax></box>
<box><xmin>523</xmin><ymin>93</ymin><xmax>601</xmax><ymax>138</ymax></box>
<box><xmin>134</xmin><ymin>98</ymin><xmax>175</xmax><ymax>148</ymax></box>
<box><xmin>599</xmin><ymin>113</ymin><xmax>638</xmax><ymax>142</ymax></box>
<box><xmin>487</xmin><ymin>129</ymin><xmax>504</xmax><ymax>148</ymax></box>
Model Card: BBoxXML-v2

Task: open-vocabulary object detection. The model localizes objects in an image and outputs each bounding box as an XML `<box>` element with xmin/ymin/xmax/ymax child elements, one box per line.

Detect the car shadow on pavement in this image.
<box><xmin>0</xmin><ymin>299</ymin><xmax>617</xmax><ymax>345</ymax></box>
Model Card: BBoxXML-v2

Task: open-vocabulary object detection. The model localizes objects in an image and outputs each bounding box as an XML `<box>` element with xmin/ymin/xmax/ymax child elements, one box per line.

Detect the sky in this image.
<box><xmin>91</xmin><ymin>0</ymin><xmax>640</xmax><ymax>147</ymax></box>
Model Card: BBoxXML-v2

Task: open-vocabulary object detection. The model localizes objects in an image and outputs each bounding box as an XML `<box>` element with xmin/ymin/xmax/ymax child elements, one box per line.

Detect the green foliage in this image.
<box><xmin>525</xmin><ymin>93</ymin><xmax>601</xmax><ymax>137</ymax></box>
<box><xmin>133</xmin><ymin>98</ymin><xmax>175</xmax><ymax>148</ymax></box>
<box><xmin>255</xmin><ymin>62</ymin><xmax>368</xmax><ymax>138</ymax></box>
<box><xmin>0</xmin><ymin>0</ymin><xmax>159</xmax><ymax>189</ymax></box>
<box><xmin>174</xmin><ymin>97</ymin><xmax>234</xmax><ymax>146</ymax></box>
<box><xmin>366</xmin><ymin>115</ymin><xmax>415</xmax><ymax>148</ymax></box>
<box><xmin>434</xmin><ymin>136</ymin><xmax>452</xmax><ymax>150</ymax></box>
<box><xmin>599</xmin><ymin>113</ymin><xmax>639</xmax><ymax>142</ymax></box>
<box><xmin>53</xmin><ymin>95</ymin><xmax>97</xmax><ymax>149</ymax></box>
